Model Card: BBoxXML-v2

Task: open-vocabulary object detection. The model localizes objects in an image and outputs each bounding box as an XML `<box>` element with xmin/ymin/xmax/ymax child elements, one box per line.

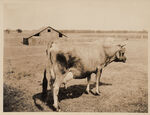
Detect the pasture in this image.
<box><xmin>3</xmin><ymin>31</ymin><xmax>148</xmax><ymax>112</ymax></box>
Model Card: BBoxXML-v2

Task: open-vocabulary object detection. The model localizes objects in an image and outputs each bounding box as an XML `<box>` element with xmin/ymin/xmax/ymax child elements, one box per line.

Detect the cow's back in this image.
<box><xmin>50</xmin><ymin>40</ymin><xmax>106</xmax><ymax>73</ymax></box>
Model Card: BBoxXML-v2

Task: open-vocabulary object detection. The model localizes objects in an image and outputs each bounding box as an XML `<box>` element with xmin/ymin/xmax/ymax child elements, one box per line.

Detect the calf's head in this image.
<box><xmin>114</xmin><ymin>45</ymin><xmax>127</xmax><ymax>63</ymax></box>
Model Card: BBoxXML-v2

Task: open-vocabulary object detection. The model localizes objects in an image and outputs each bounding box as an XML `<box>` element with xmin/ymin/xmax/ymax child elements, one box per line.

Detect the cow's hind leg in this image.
<box><xmin>42</xmin><ymin>69</ymin><xmax>48</xmax><ymax>100</ymax></box>
<box><xmin>52</xmin><ymin>72</ymin><xmax>74</xmax><ymax>111</ymax></box>
<box><xmin>52</xmin><ymin>72</ymin><xmax>65</xmax><ymax>112</ymax></box>
<box><xmin>52</xmin><ymin>81</ymin><xmax>61</xmax><ymax>112</ymax></box>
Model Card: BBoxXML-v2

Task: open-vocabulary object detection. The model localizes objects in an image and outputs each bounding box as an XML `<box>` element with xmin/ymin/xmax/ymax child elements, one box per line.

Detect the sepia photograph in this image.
<box><xmin>2</xmin><ymin>0</ymin><xmax>149</xmax><ymax>112</ymax></box>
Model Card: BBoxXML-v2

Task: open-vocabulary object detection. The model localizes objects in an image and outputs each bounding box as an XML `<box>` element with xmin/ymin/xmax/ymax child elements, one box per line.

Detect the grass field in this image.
<box><xmin>3</xmin><ymin>31</ymin><xmax>148</xmax><ymax>112</ymax></box>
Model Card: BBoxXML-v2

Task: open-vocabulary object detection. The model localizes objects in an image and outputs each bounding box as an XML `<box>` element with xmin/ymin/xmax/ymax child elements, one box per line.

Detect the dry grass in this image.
<box><xmin>3</xmin><ymin>31</ymin><xmax>148</xmax><ymax>112</ymax></box>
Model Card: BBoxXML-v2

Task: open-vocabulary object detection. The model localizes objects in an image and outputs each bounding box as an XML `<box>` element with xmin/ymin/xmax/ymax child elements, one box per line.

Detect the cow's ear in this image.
<box><xmin>117</xmin><ymin>44</ymin><xmax>122</xmax><ymax>47</ymax></box>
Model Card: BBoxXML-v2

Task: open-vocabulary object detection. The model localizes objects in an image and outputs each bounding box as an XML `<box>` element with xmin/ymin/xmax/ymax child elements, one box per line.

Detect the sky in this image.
<box><xmin>3</xmin><ymin>0</ymin><xmax>150</xmax><ymax>31</ymax></box>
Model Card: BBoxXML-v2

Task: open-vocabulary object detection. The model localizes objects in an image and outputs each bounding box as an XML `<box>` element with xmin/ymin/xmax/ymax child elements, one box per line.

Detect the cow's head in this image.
<box><xmin>114</xmin><ymin>44</ymin><xmax>127</xmax><ymax>63</ymax></box>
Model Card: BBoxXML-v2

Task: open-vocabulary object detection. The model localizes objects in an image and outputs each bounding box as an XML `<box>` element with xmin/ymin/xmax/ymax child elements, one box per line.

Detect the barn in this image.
<box><xmin>23</xmin><ymin>26</ymin><xmax>67</xmax><ymax>45</ymax></box>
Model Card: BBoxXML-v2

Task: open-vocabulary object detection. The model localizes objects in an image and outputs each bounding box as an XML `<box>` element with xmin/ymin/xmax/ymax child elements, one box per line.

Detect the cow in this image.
<box><xmin>42</xmin><ymin>38</ymin><xmax>127</xmax><ymax>111</ymax></box>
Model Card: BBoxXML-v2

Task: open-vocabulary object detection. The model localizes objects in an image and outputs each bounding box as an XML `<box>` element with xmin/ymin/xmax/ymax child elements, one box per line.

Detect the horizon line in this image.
<box><xmin>3</xmin><ymin>28</ymin><xmax>148</xmax><ymax>33</ymax></box>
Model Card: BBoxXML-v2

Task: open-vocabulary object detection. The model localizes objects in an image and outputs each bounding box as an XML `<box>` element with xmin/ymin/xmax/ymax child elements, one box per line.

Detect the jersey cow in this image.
<box><xmin>42</xmin><ymin>38</ymin><xmax>127</xmax><ymax>111</ymax></box>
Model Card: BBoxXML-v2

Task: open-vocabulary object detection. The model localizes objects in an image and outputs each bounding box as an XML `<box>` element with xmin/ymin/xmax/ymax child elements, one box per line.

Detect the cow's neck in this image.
<box><xmin>103</xmin><ymin>52</ymin><xmax>117</xmax><ymax>68</ymax></box>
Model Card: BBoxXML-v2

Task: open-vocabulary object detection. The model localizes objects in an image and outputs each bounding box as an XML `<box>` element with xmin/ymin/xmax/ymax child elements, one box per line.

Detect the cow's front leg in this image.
<box><xmin>95</xmin><ymin>69</ymin><xmax>102</xmax><ymax>95</ymax></box>
<box><xmin>85</xmin><ymin>75</ymin><xmax>91</xmax><ymax>94</ymax></box>
<box><xmin>99</xmin><ymin>69</ymin><xmax>102</xmax><ymax>85</ymax></box>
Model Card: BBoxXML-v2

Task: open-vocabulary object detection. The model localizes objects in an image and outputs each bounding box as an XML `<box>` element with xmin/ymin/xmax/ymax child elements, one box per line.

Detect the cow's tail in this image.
<box><xmin>46</xmin><ymin>41</ymin><xmax>54</xmax><ymax>56</ymax></box>
<box><xmin>46</xmin><ymin>41</ymin><xmax>57</xmax><ymax>88</ymax></box>
<box><xmin>42</xmin><ymin>41</ymin><xmax>55</xmax><ymax>99</ymax></box>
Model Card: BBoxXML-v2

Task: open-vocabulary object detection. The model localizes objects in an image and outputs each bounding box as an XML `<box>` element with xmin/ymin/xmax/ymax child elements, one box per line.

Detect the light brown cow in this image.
<box><xmin>42</xmin><ymin>38</ymin><xmax>127</xmax><ymax>111</ymax></box>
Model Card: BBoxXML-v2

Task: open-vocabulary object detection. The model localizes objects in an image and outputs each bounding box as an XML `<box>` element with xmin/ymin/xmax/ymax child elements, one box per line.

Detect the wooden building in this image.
<box><xmin>23</xmin><ymin>26</ymin><xmax>67</xmax><ymax>45</ymax></box>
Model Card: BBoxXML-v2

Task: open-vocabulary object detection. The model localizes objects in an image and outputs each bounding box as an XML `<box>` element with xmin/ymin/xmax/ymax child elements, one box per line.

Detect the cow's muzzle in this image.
<box><xmin>114</xmin><ymin>56</ymin><xmax>127</xmax><ymax>63</ymax></box>
<box><xmin>122</xmin><ymin>56</ymin><xmax>126</xmax><ymax>63</ymax></box>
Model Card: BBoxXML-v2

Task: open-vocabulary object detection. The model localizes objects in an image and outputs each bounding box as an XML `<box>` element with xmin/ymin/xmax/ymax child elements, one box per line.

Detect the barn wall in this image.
<box><xmin>40</xmin><ymin>28</ymin><xmax>59</xmax><ymax>38</ymax></box>
<box><xmin>28</xmin><ymin>37</ymin><xmax>43</xmax><ymax>45</ymax></box>
<box><xmin>25</xmin><ymin>27</ymin><xmax>65</xmax><ymax>46</ymax></box>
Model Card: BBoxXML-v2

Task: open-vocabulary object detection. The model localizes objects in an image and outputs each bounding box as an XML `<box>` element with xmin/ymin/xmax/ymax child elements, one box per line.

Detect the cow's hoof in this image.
<box><xmin>56</xmin><ymin>106</ymin><xmax>61</xmax><ymax>112</ymax></box>
<box><xmin>85</xmin><ymin>90</ymin><xmax>90</xmax><ymax>94</ymax></box>
<box><xmin>95</xmin><ymin>91</ymin><xmax>100</xmax><ymax>96</ymax></box>
<box><xmin>57</xmin><ymin>108</ymin><xmax>61</xmax><ymax>112</ymax></box>
<box><xmin>54</xmin><ymin>107</ymin><xmax>61</xmax><ymax>112</ymax></box>
<box><xmin>53</xmin><ymin>105</ymin><xmax>61</xmax><ymax>112</ymax></box>
<box><xmin>65</xmin><ymin>85</ymin><xmax>67</xmax><ymax>90</ymax></box>
<box><xmin>63</xmin><ymin>83</ymin><xmax>67</xmax><ymax>89</ymax></box>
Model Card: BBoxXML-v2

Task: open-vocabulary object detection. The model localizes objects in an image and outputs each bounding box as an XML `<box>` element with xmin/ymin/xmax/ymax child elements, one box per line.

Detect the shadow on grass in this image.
<box><xmin>3</xmin><ymin>84</ymin><xmax>28</xmax><ymax>112</ymax></box>
<box><xmin>32</xmin><ymin>81</ymin><xmax>112</xmax><ymax>111</ymax></box>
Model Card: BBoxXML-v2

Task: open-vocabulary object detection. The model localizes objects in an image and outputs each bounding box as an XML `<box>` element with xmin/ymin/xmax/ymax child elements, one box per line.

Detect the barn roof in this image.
<box><xmin>24</xmin><ymin>26</ymin><xmax>67</xmax><ymax>39</ymax></box>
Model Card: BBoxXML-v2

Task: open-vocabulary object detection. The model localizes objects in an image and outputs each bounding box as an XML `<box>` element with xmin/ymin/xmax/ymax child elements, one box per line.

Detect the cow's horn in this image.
<box><xmin>117</xmin><ymin>40</ymin><xmax>127</xmax><ymax>47</ymax></box>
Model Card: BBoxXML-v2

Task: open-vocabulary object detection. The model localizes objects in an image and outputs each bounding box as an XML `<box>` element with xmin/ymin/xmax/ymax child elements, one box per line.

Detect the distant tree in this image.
<box><xmin>5</xmin><ymin>29</ymin><xmax>10</xmax><ymax>34</ymax></box>
<box><xmin>16</xmin><ymin>29</ymin><xmax>22</xmax><ymax>33</ymax></box>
